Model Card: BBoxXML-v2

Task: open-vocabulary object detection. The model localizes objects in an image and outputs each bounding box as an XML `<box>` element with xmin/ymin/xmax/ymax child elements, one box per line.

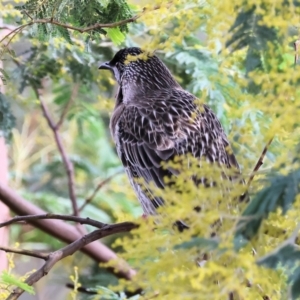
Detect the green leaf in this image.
<box><xmin>257</xmin><ymin>244</ymin><xmax>300</xmax><ymax>269</ymax></box>
<box><xmin>53</xmin><ymin>84</ymin><xmax>72</xmax><ymax>105</ymax></box>
<box><xmin>235</xmin><ymin>169</ymin><xmax>300</xmax><ymax>245</ymax></box>
<box><xmin>278</xmin><ymin>53</ymin><xmax>294</xmax><ymax>71</ymax></box>
<box><xmin>0</xmin><ymin>92</ymin><xmax>16</xmax><ymax>142</ymax></box>
<box><xmin>106</xmin><ymin>28</ymin><xmax>125</xmax><ymax>45</ymax></box>
<box><xmin>1</xmin><ymin>271</ymin><xmax>35</xmax><ymax>295</ymax></box>
<box><xmin>56</xmin><ymin>26</ymin><xmax>73</xmax><ymax>44</ymax></box>
<box><xmin>226</xmin><ymin>6</ymin><xmax>277</xmax><ymax>73</ymax></box>
<box><xmin>257</xmin><ymin>244</ymin><xmax>300</xmax><ymax>299</ymax></box>
<box><xmin>0</xmin><ymin>67</ymin><xmax>10</xmax><ymax>80</ymax></box>
<box><xmin>174</xmin><ymin>237</ymin><xmax>219</xmax><ymax>250</ymax></box>
<box><xmin>291</xmin><ymin>267</ymin><xmax>300</xmax><ymax>299</ymax></box>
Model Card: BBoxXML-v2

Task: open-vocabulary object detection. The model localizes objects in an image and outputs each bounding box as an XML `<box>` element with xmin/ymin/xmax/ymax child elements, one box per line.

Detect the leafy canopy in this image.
<box><xmin>1</xmin><ymin>0</ymin><xmax>300</xmax><ymax>299</ymax></box>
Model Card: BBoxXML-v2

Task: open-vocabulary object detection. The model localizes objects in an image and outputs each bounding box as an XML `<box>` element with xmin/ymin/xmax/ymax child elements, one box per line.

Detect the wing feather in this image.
<box><xmin>113</xmin><ymin>88</ymin><xmax>242</xmax><ymax>212</ymax></box>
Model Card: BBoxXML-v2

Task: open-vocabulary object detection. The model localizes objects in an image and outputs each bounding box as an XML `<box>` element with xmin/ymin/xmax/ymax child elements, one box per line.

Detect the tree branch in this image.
<box><xmin>247</xmin><ymin>137</ymin><xmax>274</xmax><ymax>187</ymax></box>
<box><xmin>0</xmin><ymin>182</ymin><xmax>137</xmax><ymax>280</ymax></box>
<box><xmin>0</xmin><ymin>23</ymin><xmax>29</xmax><ymax>46</ymax></box>
<box><xmin>0</xmin><ymin>213</ymin><xmax>136</xmax><ymax>231</ymax></box>
<box><xmin>0</xmin><ymin>3</ymin><xmax>168</xmax><ymax>47</ymax></box>
<box><xmin>295</xmin><ymin>39</ymin><xmax>300</xmax><ymax>66</ymax></box>
<box><xmin>0</xmin><ymin>16</ymin><xmax>139</xmax><ymax>47</ymax></box>
<box><xmin>34</xmin><ymin>88</ymin><xmax>79</xmax><ymax>216</ymax></box>
<box><xmin>0</xmin><ymin>246</ymin><xmax>49</xmax><ymax>260</ymax></box>
<box><xmin>79</xmin><ymin>170</ymin><xmax>123</xmax><ymax>212</ymax></box>
<box><xmin>7</xmin><ymin>222</ymin><xmax>137</xmax><ymax>300</ymax></box>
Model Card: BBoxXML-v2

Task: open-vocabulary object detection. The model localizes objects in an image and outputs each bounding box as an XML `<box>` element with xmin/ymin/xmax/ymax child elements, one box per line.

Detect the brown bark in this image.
<box><xmin>0</xmin><ymin>183</ymin><xmax>136</xmax><ymax>280</ymax></box>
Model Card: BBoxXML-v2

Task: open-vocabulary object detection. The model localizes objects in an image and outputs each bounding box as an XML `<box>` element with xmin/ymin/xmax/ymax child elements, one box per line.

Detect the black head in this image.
<box><xmin>99</xmin><ymin>47</ymin><xmax>147</xmax><ymax>83</ymax></box>
<box><xmin>99</xmin><ymin>47</ymin><xmax>179</xmax><ymax>93</ymax></box>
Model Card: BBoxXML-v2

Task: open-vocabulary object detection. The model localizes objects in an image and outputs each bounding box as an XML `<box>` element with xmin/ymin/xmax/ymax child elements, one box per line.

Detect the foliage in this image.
<box><xmin>14</xmin><ymin>0</ymin><xmax>132</xmax><ymax>42</ymax></box>
<box><xmin>0</xmin><ymin>92</ymin><xmax>15</xmax><ymax>142</ymax></box>
<box><xmin>1</xmin><ymin>0</ymin><xmax>300</xmax><ymax>299</ymax></box>
<box><xmin>0</xmin><ymin>250</ymin><xmax>35</xmax><ymax>298</ymax></box>
<box><xmin>0</xmin><ymin>271</ymin><xmax>34</xmax><ymax>295</ymax></box>
<box><xmin>236</xmin><ymin>168</ymin><xmax>300</xmax><ymax>245</ymax></box>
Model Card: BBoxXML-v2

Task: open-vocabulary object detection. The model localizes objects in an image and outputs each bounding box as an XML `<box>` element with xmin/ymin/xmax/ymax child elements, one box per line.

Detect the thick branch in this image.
<box><xmin>0</xmin><ymin>182</ymin><xmax>137</xmax><ymax>280</ymax></box>
<box><xmin>35</xmin><ymin>89</ymin><xmax>79</xmax><ymax>216</ymax></box>
<box><xmin>7</xmin><ymin>222</ymin><xmax>137</xmax><ymax>300</ymax></box>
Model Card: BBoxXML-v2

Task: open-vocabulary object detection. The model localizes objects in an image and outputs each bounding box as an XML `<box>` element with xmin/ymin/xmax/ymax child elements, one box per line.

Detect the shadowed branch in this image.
<box><xmin>0</xmin><ymin>182</ymin><xmax>137</xmax><ymax>281</ymax></box>
<box><xmin>6</xmin><ymin>222</ymin><xmax>138</xmax><ymax>300</ymax></box>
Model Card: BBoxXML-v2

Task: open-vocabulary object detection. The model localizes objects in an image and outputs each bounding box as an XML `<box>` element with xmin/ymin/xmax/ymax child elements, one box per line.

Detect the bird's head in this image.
<box><xmin>99</xmin><ymin>47</ymin><xmax>144</xmax><ymax>83</ymax></box>
<box><xmin>99</xmin><ymin>47</ymin><xmax>179</xmax><ymax>91</ymax></box>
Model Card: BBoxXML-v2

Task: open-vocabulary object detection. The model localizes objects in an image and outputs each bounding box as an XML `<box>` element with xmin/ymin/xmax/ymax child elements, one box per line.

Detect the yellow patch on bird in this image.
<box><xmin>124</xmin><ymin>50</ymin><xmax>155</xmax><ymax>65</ymax></box>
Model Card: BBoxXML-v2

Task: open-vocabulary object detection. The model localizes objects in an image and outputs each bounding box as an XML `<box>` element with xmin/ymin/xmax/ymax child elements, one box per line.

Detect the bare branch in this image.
<box><xmin>247</xmin><ymin>137</ymin><xmax>274</xmax><ymax>187</ymax></box>
<box><xmin>79</xmin><ymin>170</ymin><xmax>123</xmax><ymax>212</ymax></box>
<box><xmin>295</xmin><ymin>39</ymin><xmax>300</xmax><ymax>66</ymax></box>
<box><xmin>0</xmin><ymin>182</ymin><xmax>137</xmax><ymax>280</ymax></box>
<box><xmin>34</xmin><ymin>88</ymin><xmax>79</xmax><ymax>216</ymax></box>
<box><xmin>0</xmin><ymin>213</ymin><xmax>136</xmax><ymax>231</ymax></box>
<box><xmin>7</xmin><ymin>222</ymin><xmax>137</xmax><ymax>300</ymax></box>
<box><xmin>55</xmin><ymin>82</ymin><xmax>79</xmax><ymax>130</ymax></box>
<box><xmin>0</xmin><ymin>214</ymin><xmax>105</xmax><ymax>228</ymax></box>
<box><xmin>0</xmin><ymin>23</ymin><xmax>28</xmax><ymax>46</ymax></box>
<box><xmin>0</xmin><ymin>246</ymin><xmax>49</xmax><ymax>260</ymax></box>
<box><xmin>0</xmin><ymin>26</ymin><xmax>16</xmax><ymax>31</ymax></box>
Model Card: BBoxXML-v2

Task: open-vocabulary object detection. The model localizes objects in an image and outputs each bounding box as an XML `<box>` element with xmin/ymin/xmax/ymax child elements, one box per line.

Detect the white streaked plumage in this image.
<box><xmin>99</xmin><ymin>47</ymin><xmax>245</xmax><ymax>221</ymax></box>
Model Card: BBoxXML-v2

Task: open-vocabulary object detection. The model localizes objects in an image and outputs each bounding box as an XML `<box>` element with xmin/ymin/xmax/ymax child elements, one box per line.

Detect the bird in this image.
<box><xmin>99</xmin><ymin>47</ymin><xmax>244</xmax><ymax>230</ymax></box>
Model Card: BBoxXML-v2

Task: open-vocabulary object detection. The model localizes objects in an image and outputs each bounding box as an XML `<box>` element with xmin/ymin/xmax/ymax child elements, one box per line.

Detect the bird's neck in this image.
<box><xmin>120</xmin><ymin>75</ymin><xmax>180</xmax><ymax>103</ymax></box>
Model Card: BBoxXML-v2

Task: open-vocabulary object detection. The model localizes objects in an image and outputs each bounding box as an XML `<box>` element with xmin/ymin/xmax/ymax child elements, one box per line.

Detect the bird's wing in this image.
<box><xmin>116</xmin><ymin>89</ymin><xmax>241</xmax><ymax>207</ymax></box>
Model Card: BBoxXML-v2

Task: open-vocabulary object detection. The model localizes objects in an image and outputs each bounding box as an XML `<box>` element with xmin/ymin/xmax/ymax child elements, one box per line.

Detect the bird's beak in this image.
<box><xmin>98</xmin><ymin>62</ymin><xmax>112</xmax><ymax>70</ymax></box>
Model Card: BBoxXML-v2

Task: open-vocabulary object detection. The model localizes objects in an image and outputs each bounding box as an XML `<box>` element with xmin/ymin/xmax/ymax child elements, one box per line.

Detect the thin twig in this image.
<box><xmin>4</xmin><ymin>26</ymin><xmax>26</xmax><ymax>47</ymax></box>
<box><xmin>55</xmin><ymin>82</ymin><xmax>79</xmax><ymax>130</ymax></box>
<box><xmin>0</xmin><ymin>213</ymin><xmax>113</xmax><ymax>229</ymax></box>
<box><xmin>0</xmin><ymin>3</ymin><xmax>168</xmax><ymax>48</ymax></box>
<box><xmin>79</xmin><ymin>170</ymin><xmax>123</xmax><ymax>212</ymax></box>
<box><xmin>7</xmin><ymin>222</ymin><xmax>138</xmax><ymax>300</ymax></box>
<box><xmin>22</xmin><ymin>10</ymin><xmax>33</xmax><ymax>21</ymax></box>
<box><xmin>0</xmin><ymin>23</ymin><xmax>28</xmax><ymax>46</ymax></box>
<box><xmin>0</xmin><ymin>26</ymin><xmax>16</xmax><ymax>31</ymax></box>
<box><xmin>294</xmin><ymin>39</ymin><xmax>300</xmax><ymax>66</ymax></box>
<box><xmin>0</xmin><ymin>16</ymin><xmax>139</xmax><ymax>47</ymax></box>
<box><xmin>247</xmin><ymin>137</ymin><xmax>274</xmax><ymax>187</ymax></box>
<box><xmin>0</xmin><ymin>246</ymin><xmax>49</xmax><ymax>260</ymax></box>
<box><xmin>34</xmin><ymin>88</ymin><xmax>79</xmax><ymax>216</ymax></box>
